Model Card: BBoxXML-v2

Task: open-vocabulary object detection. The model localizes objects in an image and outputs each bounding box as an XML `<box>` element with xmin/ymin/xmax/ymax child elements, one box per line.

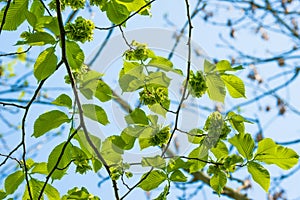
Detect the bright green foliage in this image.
<box><xmin>254</xmin><ymin>138</ymin><xmax>299</xmax><ymax>169</ymax></box>
<box><xmin>33</xmin><ymin>110</ymin><xmax>70</xmax><ymax>137</ymax></box>
<box><xmin>226</xmin><ymin>111</ymin><xmax>253</xmax><ymax>134</ymax></box>
<box><xmin>209</xmin><ymin>168</ymin><xmax>227</xmax><ymax>195</ymax></box>
<box><xmin>82</xmin><ymin>104</ymin><xmax>109</xmax><ymax>125</ymax></box>
<box><xmin>125</xmin><ymin>108</ymin><xmax>148</xmax><ymax>125</ymax></box>
<box><xmin>187</xmin><ymin>128</ymin><xmax>205</xmax><ymax>144</ymax></box>
<box><xmin>221</xmin><ymin>74</ymin><xmax>246</xmax><ymax>98</ymax></box>
<box><xmin>211</xmin><ymin>141</ymin><xmax>229</xmax><ymax>160</ymax></box>
<box><xmin>187</xmin><ymin>146</ymin><xmax>208</xmax><ymax>173</ymax></box>
<box><xmin>4</xmin><ymin>170</ymin><xmax>24</xmax><ymax>194</ymax></box>
<box><xmin>169</xmin><ymin>170</ymin><xmax>187</xmax><ymax>182</ymax></box>
<box><xmin>206</xmin><ymin>73</ymin><xmax>226</xmax><ymax>102</ymax></box>
<box><xmin>139</xmin><ymin>86</ymin><xmax>169</xmax><ymax>106</ymax></box>
<box><xmin>188</xmin><ymin>70</ymin><xmax>208</xmax><ymax>98</ymax></box>
<box><xmin>61</xmin><ymin>187</ymin><xmax>100</xmax><ymax>200</ymax></box>
<box><xmin>0</xmin><ymin>190</ymin><xmax>6</xmax><ymax>199</ymax></box>
<box><xmin>228</xmin><ymin>132</ymin><xmax>255</xmax><ymax>160</ymax></box>
<box><xmin>65</xmin><ymin>16</ymin><xmax>95</xmax><ymax>43</ymax></box>
<box><xmin>34</xmin><ymin>47</ymin><xmax>58</xmax><ymax>81</ymax></box>
<box><xmin>0</xmin><ymin>0</ymin><xmax>28</xmax><ymax>30</ymax></box>
<box><xmin>52</xmin><ymin>94</ymin><xmax>73</xmax><ymax>109</ymax></box>
<box><xmin>153</xmin><ymin>184</ymin><xmax>169</xmax><ymax>200</ymax></box>
<box><xmin>66</xmin><ymin>40</ymin><xmax>85</xmax><ymax>70</ymax></box>
<box><xmin>138</xmin><ymin>170</ymin><xmax>167</xmax><ymax>191</ymax></box>
<box><xmin>22</xmin><ymin>178</ymin><xmax>60</xmax><ymax>200</ymax></box>
<box><xmin>141</xmin><ymin>155</ymin><xmax>166</xmax><ymax>169</ymax></box>
<box><xmin>203</xmin><ymin>111</ymin><xmax>223</xmax><ymax>149</ymax></box>
<box><xmin>31</xmin><ymin>162</ymin><xmax>48</xmax><ymax>175</ymax></box>
<box><xmin>49</xmin><ymin>0</ymin><xmax>86</xmax><ymax>10</ymax></box>
<box><xmin>16</xmin><ymin>31</ymin><xmax>56</xmax><ymax>46</ymax></box>
<box><xmin>47</xmin><ymin>142</ymin><xmax>74</xmax><ymax>180</ymax></box>
<box><xmin>247</xmin><ymin>161</ymin><xmax>270</xmax><ymax>192</ymax></box>
<box><xmin>149</xmin><ymin>126</ymin><xmax>171</xmax><ymax>147</ymax></box>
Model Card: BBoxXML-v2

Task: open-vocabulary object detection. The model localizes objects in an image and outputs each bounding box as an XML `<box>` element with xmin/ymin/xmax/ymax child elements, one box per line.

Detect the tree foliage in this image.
<box><xmin>0</xmin><ymin>0</ymin><xmax>299</xmax><ymax>200</ymax></box>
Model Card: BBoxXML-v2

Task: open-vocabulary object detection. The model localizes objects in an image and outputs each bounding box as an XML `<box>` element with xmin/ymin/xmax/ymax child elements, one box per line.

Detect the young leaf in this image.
<box><xmin>211</xmin><ymin>141</ymin><xmax>229</xmax><ymax>160</ymax></box>
<box><xmin>31</xmin><ymin>162</ymin><xmax>48</xmax><ymax>175</ymax></box>
<box><xmin>82</xmin><ymin>104</ymin><xmax>109</xmax><ymax>125</ymax></box>
<box><xmin>51</xmin><ymin>94</ymin><xmax>72</xmax><ymax>109</ymax></box>
<box><xmin>187</xmin><ymin>146</ymin><xmax>208</xmax><ymax>173</ymax></box>
<box><xmin>210</xmin><ymin>169</ymin><xmax>227</xmax><ymax>195</ymax></box>
<box><xmin>153</xmin><ymin>184</ymin><xmax>169</xmax><ymax>200</ymax></box>
<box><xmin>206</xmin><ymin>73</ymin><xmax>226</xmax><ymax>102</ymax></box>
<box><xmin>138</xmin><ymin>170</ymin><xmax>167</xmax><ymax>191</ymax></box>
<box><xmin>105</xmin><ymin>1</ymin><xmax>130</xmax><ymax>24</ymax></box>
<box><xmin>204</xmin><ymin>59</ymin><xmax>216</xmax><ymax>73</ymax></box>
<box><xmin>16</xmin><ymin>32</ymin><xmax>56</xmax><ymax>46</ymax></box>
<box><xmin>247</xmin><ymin>161</ymin><xmax>270</xmax><ymax>192</ymax></box>
<box><xmin>146</xmin><ymin>72</ymin><xmax>171</xmax><ymax>88</ymax></box>
<box><xmin>33</xmin><ymin>110</ymin><xmax>70</xmax><ymax>138</ymax></box>
<box><xmin>216</xmin><ymin>60</ymin><xmax>232</xmax><ymax>72</ymax></box>
<box><xmin>167</xmin><ymin>157</ymin><xmax>187</xmax><ymax>172</ymax></box>
<box><xmin>0</xmin><ymin>190</ymin><xmax>6</xmax><ymax>199</ymax></box>
<box><xmin>44</xmin><ymin>183</ymin><xmax>60</xmax><ymax>200</ymax></box>
<box><xmin>34</xmin><ymin>47</ymin><xmax>57</xmax><ymax>81</ymax></box>
<box><xmin>30</xmin><ymin>0</ymin><xmax>45</xmax><ymax>17</ymax></box>
<box><xmin>74</xmin><ymin>130</ymin><xmax>101</xmax><ymax>157</ymax></box>
<box><xmin>95</xmin><ymin>80</ymin><xmax>113</xmax><ymax>102</ymax></box>
<box><xmin>228</xmin><ymin>133</ymin><xmax>255</xmax><ymax>160</ymax></box>
<box><xmin>254</xmin><ymin>138</ymin><xmax>299</xmax><ymax>170</ymax></box>
<box><xmin>4</xmin><ymin>170</ymin><xmax>24</xmax><ymax>194</ymax></box>
<box><xmin>141</xmin><ymin>155</ymin><xmax>166</xmax><ymax>169</ymax></box>
<box><xmin>169</xmin><ymin>170</ymin><xmax>187</xmax><ymax>182</ymax></box>
<box><xmin>0</xmin><ymin>0</ymin><xmax>28</xmax><ymax>30</ymax></box>
<box><xmin>47</xmin><ymin>142</ymin><xmax>73</xmax><ymax>180</ymax></box>
<box><xmin>101</xmin><ymin>137</ymin><xmax>123</xmax><ymax>165</ymax></box>
<box><xmin>66</xmin><ymin>40</ymin><xmax>85</xmax><ymax>70</ymax></box>
<box><xmin>221</xmin><ymin>74</ymin><xmax>246</xmax><ymax>98</ymax></box>
<box><xmin>125</xmin><ymin>108</ymin><xmax>149</xmax><ymax>125</ymax></box>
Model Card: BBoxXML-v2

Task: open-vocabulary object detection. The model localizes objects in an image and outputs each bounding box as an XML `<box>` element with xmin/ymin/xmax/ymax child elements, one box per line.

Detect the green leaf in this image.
<box><xmin>0</xmin><ymin>190</ymin><xmax>6</xmax><ymax>199</ymax></box>
<box><xmin>16</xmin><ymin>32</ymin><xmax>56</xmax><ymax>46</ymax></box>
<box><xmin>92</xmin><ymin>158</ymin><xmax>102</xmax><ymax>173</ymax></box>
<box><xmin>167</xmin><ymin>157</ymin><xmax>187</xmax><ymax>172</ymax></box>
<box><xmin>61</xmin><ymin>187</ymin><xmax>100</xmax><ymax>200</ymax></box>
<box><xmin>52</xmin><ymin>94</ymin><xmax>72</xmax><ymax>109</ymax></box>
<box><xmin>25</xmin><ymin>10</ymin><xmax>37</xmax><ymax>28</ymax></box>
<box><xmin>74</xmin><ymin>130</ymin><xmax>101</xmax><ymax>158</ymax></box>
<box><xmin>66</xmin><ymin>40</ymin><xmax>85</xmax><ymax>70</ymax></box>
<box><xmin>34</xmin><ymin>47</ymin><xmax>57</xmax><ymax>81</ymax></box>
<box><xmin>119</xmin><ymin>74</ymin><xmax>144</xmax><ymax>92</ymax></box>
<box><xmin>125</xmin><ymin>108</ymin><xmax>149</xmax><ymax>125</ymax></box>
<box><xmin>210</xmin><ymin>169</ymin><xmax>227</xmax><ymax>195</ymax></box>
<box><xmin>47</xmin><ymin>142</ymin><xmax>73</xmax><ymax>180</ymax></box>
<box><xmin>0</xmin><ymin>0</ymin><xmax>28</xmax><ymax>30</ymax></box>
<box><xmin>148</xmin><ymin>56</ymin><xmax>181</xmax><ymax>74</ymax></box>
<box><xmin>247</xmin><ymin>161</ymin><xmax>270</xmax><ymax>192</ymax></box>
<box><xmin>203</xmin><ymin>112</ymin><xmax>223</xmax><ymax>149</ymax></box>
<box><xmin>228</xmin><ymin>133</ymin><xmax>254</xmax><ymax>160</ymax></box>
<box><xmin>206</xmin><ymin>73</ymin><xmax>226</xmax><ymax>102</ymax></box>
<box><xmin>31</xmin><ymin>162</ymin><xmax>48</xmax><ymax>175</ymax></box>
<box><xmin>187</xmin><ymin>129</ymin><xmax>205</xmax><ymax>144</ymax></box>
<box><xmin>105</xmin><ymin>0</ymin><xmax>130</xmax><ymax>24</ymax></box>
<box><xmin>221</xmin><ymin>74</ymin><xmax>246</xmax><ymax>98</ymax></box>
<box><xmin>138</xmin><ymin>170</ymin><xmax>167</xmax><ymax>191</ymax></box>
<box><xmin>95</xmin><ymin>80</ymin><xmax>113</xmax><ymax>102</ymax></box>
<box><xmin>169</xmin><ymin>170</ymin><xmax>187</xmax><ymax>182</ymax></box>
<box><xmin>211</xmin><ymin>141</ymin><xmax>229</xmax><ymax>160</ymax></box>
<box><xmin>30</xmin><ymin>0</ymin><xmax>45</xmax><ymax>17</ymax></box>
<box><xmin>187</xmin><ymin>146</ymin><xmax>208</xmax><ymax>173</ymax></box>
<box><xmin>33</xmin><ymin>110</ymin><xmax>70</xmax><ymax>137</ymax></box>
<box><xmin>44</xmin><ymin>183</ymin><xmax>60</xmax><ymax>200</ymax></box>
<box><xmin>82</xmin><ymin>104</ymin><xmax>109</xmax><ymax>125</ymax></box>
<box><xmin>254</xmin><ymin>138</ymin><xmax>299</xmax><ymax>170</ymax></box>
<box><xmin>146</xmin><ymin>71</ymin><xmax>171</xmax><ymax>87</ymax></box>
<box><xmin>226</xmin><ymin>111</ymin><xmax>250</xmax><ymax>134</ymax></box>
<box><xmin>149</xmin><ymin>103</ymin><xmax>168</xmax><ymax>118</ymax></box>
<box><xmin>204</xmin><ymin>59</ymin><xmax>216</xmax><ymax>73</ymax></box>
<box><xmin>101</xmin><ymin>137</ymin><xmax>123</xmax><ymax>165</ymax></box>
<box><xmin>216</xmin><ymin>60</ymin><xmax>232</xmax><ymax>72</ymax></box>
<box><xmin>153</xmin><ymin>184</ymin><xmax>169</xmax><ymax>200</ymax></box>
<box><xmin>5</xmin><ymin>170</ymin><xmax>24</xmax><ymax>194</ymax></box>
<box><xmin>141</xmin><ymin>155</ymin><xmax>166</xmax><ymax>169</ymax></box>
